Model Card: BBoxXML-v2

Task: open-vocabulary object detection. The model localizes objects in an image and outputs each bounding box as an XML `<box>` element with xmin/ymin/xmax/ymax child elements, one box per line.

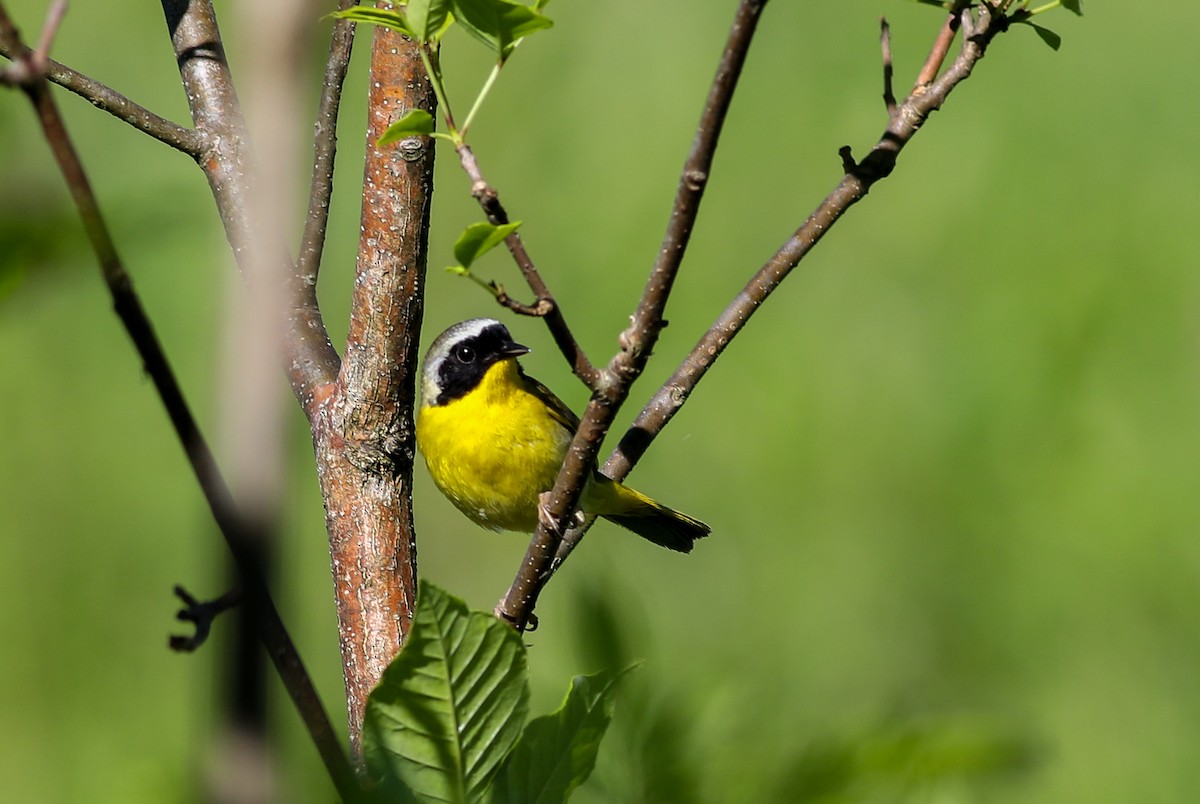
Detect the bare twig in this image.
<box><xmin>540</xmin><ymin>3</ymin><xmax>1017</xmax><ymax>575</ymax></box>
<box><xmin>455</xmin><ymin>143</ymin><xmax>601</xmax><ymax>389</ymax></box>
<box><xmin>912</xmin><ymin>1</ymin><xmax>968</xmax><ymax>91</ymax></box>
<box><xmin>605</xmin><ymin>4</ymin><xmax>1008</xmax><ymax>482</ymax></box>
<box><xmin>496</xmin><ymin>0</ymin><xmax>769</xmax><ymax>632</ymax></box>
<box><xmin>881</xmin><ymin>18</ymin><xmax>897</xmax><ymax>116</ymax></box>
<box><xmin>0</xmin><ymin>35</ymin><xmax>203</xmax><ymax>155</ymax></box>
<box><xmin>170</xmin><ymin>585</ymin><xmax>242</xmax><ymax>652</ymax></box>
<box><xmin>0</xmin><ymin>5</ymin><xmax>358</xmax><ymax>797</ymax></box>
<box><xmin>297</xmin><ymin>0</ymin><xmax>358</xmax><ymax>288</ymax></box>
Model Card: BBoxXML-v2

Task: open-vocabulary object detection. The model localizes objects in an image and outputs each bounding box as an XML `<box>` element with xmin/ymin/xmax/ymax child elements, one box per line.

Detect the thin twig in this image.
<box><xmin>0</xmin><ymin>40</ymin><xmax>203</xmax><ymax>156</ymax></box>
<box><xmin>880</xmin><ymin>17</ymin><xmax>897</xmax><ymax>116</ymax></box>
<box><xmin>0</xmin><ymin>4</ymin><xmax>359</xmax><ymax>797</ymax></box>
<box><xmin>606</xmin><ymin>3</ymin><xmax>1007</xmax><ymax>481</ymax></box>
<box><xmin>912</xmin><ymin>1</ymin><xmax>969</xmax><ymax>91</ymax></box>
<box><xmin>455</xmin><ymin>143</ymin><xmax>601</xmax><ymax>390</ymax></box>
<box><xmin>170</xmin><ymin>585</ymin><xmax>243</xmax><ymax>652</ymax></box>
<box><xmin>544</xmin><ymin>2</ymin><xmax>1015</xmax><ymax>574</ymax></box>
<box><xmin>496</xmin><ymin>0</ymin><xmax>770</xmax><ymax>632</ymax></box>
<box><xmin>296</xmin><ymin>0</ymin><xmax>358</xmax><ymax>288</ymax></box>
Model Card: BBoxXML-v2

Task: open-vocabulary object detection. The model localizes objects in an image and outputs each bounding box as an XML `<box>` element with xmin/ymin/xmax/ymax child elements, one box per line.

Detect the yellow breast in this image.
<box><xmin>417</xmin><ymin>360</ymin><xmax>572</xmax><ymax>532</ymax></box>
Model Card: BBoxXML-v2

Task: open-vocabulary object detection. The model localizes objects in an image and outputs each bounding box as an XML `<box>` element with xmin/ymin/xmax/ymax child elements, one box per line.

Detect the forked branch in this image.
<box><xmin>496</xmin><ymin>0</ymin><xmax>770</xmax><ymax>631</ymax></box>
<box><xmin>0</xmin><ymin>5</ymin><xmax>357</xmax><ymax>797</ymax></box>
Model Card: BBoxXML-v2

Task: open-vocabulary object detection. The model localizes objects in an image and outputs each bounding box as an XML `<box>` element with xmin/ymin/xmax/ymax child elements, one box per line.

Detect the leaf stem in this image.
<box><xmin>459</xmin><ymin>58</ymin><xmax>503</xmax><ymax>138</ymax></box>
<box><xmin>1026</xmin><ymin>1</ymin><xmax>1061</xmax><ymax>15</ymax></box>
<box><xmin>420</xmin><ymin>45</ymin><xmax>459</xmax><ymax>141</ymax></box>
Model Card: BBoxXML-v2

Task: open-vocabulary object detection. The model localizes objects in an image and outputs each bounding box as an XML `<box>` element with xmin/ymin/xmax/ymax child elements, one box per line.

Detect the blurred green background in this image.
<box><xmin>3</xmin><ymin>1</ymin><xmax>1197</xmax><ymax>801</ymax></box>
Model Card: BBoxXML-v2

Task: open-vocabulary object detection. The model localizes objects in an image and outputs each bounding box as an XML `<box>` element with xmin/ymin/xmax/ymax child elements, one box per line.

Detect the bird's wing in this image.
<box><xmin>519</xmin><ymin>368</ymin><xmax>581</xmax><ymax>433</ymax></box>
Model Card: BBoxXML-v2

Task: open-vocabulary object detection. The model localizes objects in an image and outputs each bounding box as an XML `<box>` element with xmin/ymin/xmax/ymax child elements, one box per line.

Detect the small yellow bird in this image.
<box><xmin>416</xmin><ymin>318</ymin><xmax>710</xmax><ymax>552</ymax></box>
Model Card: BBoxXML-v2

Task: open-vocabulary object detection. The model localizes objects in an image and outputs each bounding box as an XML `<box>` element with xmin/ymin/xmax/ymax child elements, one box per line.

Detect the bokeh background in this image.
<box><xmin>3</xmin><ymin>1</ymin><xmax>1198</xmax><ymax>801</ymax></box>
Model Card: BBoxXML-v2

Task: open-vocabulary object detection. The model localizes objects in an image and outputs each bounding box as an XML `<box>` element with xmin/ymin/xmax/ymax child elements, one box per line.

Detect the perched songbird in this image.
<box><xmin>416</xmin><ymin>318</ymin><xmax>710</xmax><ymax>552</ymax></box>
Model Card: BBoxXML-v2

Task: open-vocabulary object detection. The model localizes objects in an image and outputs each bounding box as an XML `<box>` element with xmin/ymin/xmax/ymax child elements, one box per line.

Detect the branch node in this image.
<box><xmin>839</xmin><ymin>145</ymin><xmax>857</xmax><ymax>174</ymax></box>
<box><xmin>683</xmin><ymin>168</ymin><xmax>708</xmax><ymax>192</ymax></box>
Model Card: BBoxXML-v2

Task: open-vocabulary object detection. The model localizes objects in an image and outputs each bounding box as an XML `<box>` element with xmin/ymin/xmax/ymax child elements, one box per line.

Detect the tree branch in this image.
<box><xmin>912</xmin><ymin>1</ymin><xmax>968</xmax><ymax>91</ymax></box>
<box><xmin>161</xmin><ymin>0</ymin><xmax>339</xmax><ymax>410</ymax></box>
<box><xmin>310</xmin><ymin>17</ymin><xmax>434</xmax><ymax>756</ymax></box>
<box><xmin>0</xmin><ymin>6</ymin><xmax>358</xmax><ymax>797</ymax></box>
<box><xmin>536</xmin><ymin>3</ymin><xmax>1015</xmax><ymax>576</ymax></box>
<box><xmin>297</xmin><ymin>0</ymin><xmax>358</xmax><ymax>289</ymax></box>
<box><xmin>0</xmin><ymin>36</ymin><xmax>203</xmax><ymax>156</ymax></box>
<box><xmin>496</xmin><ymin>0</ymin><xmax>769</xmax><ymax>631</ymax></box>
<box><xmin>605</xmin><ymin>4</ymin><xmax>1006</xmax><ymax>482</ymax></box>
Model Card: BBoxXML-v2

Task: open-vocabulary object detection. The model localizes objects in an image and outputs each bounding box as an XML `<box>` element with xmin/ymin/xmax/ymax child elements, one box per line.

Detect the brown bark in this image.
<box><xmin>312</xmin><ymin>22</ymin><xmax>435</xmax><ymax>754</ymax></box>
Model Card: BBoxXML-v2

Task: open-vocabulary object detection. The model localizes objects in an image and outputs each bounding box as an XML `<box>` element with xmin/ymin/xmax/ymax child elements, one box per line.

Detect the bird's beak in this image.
<box><xmin>500</xmin><ymin>339</ymin><xmax>530</xmax><ymax>359</ymax></box>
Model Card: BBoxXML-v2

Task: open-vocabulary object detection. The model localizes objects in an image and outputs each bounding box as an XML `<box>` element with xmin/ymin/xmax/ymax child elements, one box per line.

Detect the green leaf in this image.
<box><xmin>490</xmin><ymin>667</ymin><xmax>635</xmax><ymax>804</ymax></box>
<box><xmin>362</xmin><ymin>581</ymin><xmax>530</xmax><ymax>804</ymax></box>
<box><xmin>1021</xmin><ymin>20</ymin><xmax>1062</xmax><ymax>50</ymax></box>
<box><xmin>377</xmin><ymin>109</ymin><xmax>436</xmax><ymax>146</ymax></box>
<box><xmin>1060</xmin><ymin>0</ymin><xmax>1083</xmax><ymax>15</ymax></box>
<box><xmin>453</xmin><ymin>221</ymin><xmax>522</xmax><ymax>269</ymax></box>
<box><xmin>406</xmin><ymin>0</ymin><xmax>454</xmax><ymax>43</ymax></box>
<box><xmin>452</xmin><ymin>0</ymin><xmax>554</xmax><ymax>60</ymax></box>
<box><xmin>331</xmin><ymin>6</ymin><xmax>414</xmax><ymax>38</ymax></box>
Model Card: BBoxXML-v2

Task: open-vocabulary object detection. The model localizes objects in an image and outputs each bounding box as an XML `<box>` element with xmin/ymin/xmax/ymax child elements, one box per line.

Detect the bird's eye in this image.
<box><xmin>453</xmin><ymin>345</ymin><xmax>476</xmax><ymax>363</ymax></box>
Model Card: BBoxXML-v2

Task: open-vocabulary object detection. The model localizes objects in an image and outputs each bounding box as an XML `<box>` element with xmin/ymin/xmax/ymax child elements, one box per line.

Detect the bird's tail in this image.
<box><xmin>591</xmin><ymin>476</ymin><xmax>711</xmax><ymax>553</ymax></box>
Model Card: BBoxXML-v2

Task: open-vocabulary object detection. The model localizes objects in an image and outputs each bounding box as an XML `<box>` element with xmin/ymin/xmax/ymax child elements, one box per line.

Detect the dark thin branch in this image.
<box><xmin>880</xmin><ymin>17</ymin><xmax>897</xmax><ymax>116</ymax></box>
<box><xmin>0</xmin><ymin>5</ymin><xmax>358</xmax><ymax>797</ymax></box>
<box><xmin>170</xmin><ymin>585</ymin><xmax>242</xmax><ymax>652</ymax></box>
<box><xmin>0</xmin><ymin>39</ymin><xmax>203</xmax><ymax>156</ymax></box>
<box><xmin>541</xmin><ymin>3</ymin><xmax>1014</xmax><ymax>575</ymax></box>
<box><xmin>296</xmin><ymin>0</ymin><xmax>358</xmax><ymax>289</ymax></box>
<box><xmin>455</xmin><ymin>143</ymin><xmax>601</xmax><ymax>390</ymax></box>
<box><xmin>496</xmin><ymin>0</ymin><xmax>769</xmax><ymax>632</ymax></box>
<box><xmin>615</xmin><ymin>0</ymin><xmax>768</xmax><ymax>378</ymax></box>
<box><xmin>604</xmin><ymin>4</ymin><xmax>1006</xmax><ymax>482</ymax></box>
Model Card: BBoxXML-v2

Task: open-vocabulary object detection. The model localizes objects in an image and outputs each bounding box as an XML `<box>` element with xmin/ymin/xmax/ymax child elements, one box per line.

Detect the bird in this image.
<box><xmin>416</xmin><ymin>318</ymin><xmax>710</xmax><ymax>553</ymax></box>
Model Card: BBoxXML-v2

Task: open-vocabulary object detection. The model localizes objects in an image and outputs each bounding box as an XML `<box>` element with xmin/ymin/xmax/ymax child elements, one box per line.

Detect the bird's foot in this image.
<box><xmin>537</xmin><ymin>492</ymin><xmax>585</xmax><ymax>534</ymax></box>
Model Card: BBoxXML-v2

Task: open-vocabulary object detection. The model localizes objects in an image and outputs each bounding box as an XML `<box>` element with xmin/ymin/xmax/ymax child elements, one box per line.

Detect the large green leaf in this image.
<box><xmin>363</xmin><ymin>581</ymin><xmax>530</xmax><ymax>804</ymax></box>
<box><xmin>489</xmin><ymin>667</ymin><xmax>633</xmax><ymax>804</ymax></box>
<box><xmin>452</xmin><ymin>0</ymin><xmax>553</xmax><ymax>60</ymax></box>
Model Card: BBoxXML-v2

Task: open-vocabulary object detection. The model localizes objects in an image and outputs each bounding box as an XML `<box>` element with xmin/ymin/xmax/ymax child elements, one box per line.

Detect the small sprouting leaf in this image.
<box><xmin>1020</xmin><ymin>20</ymin><xmax>1062</xmax><ymax>50</ymax></box>
<box><xmin>452</xmin><ymin>0</ymin><xmax>554</xmax><ymax>60</ymax></box>
<box><xmin>1060</xmin><ymin>0</ymin><xmax>1083</xmax><ymax>15</ymax></box>
<box><xmin>362</xmin><ymin>581</ymin><xmax>530</xmax><ymax>804</ymax></box>
<box><xmin>453</xmin><ymin>221</ymin><xmax>522</xmax><ymax>269</ymax></box>
<box><xmin>331</xmin><ymin>6</ymin><xmax>414</xmax><ymax>37</ymax></box>
<box><xmin>490</xmin><ymin>667</ymin><xmax>635</xmax><ymax>804</ymax></box>
<box><xmin>377</xmin><ymin>109</ymin><xmax>436</xmax><ymax>146</ymax></box>
<box><xmin>406</xmin><ymin>0</ymin><xmax>454</xmax><ymax>43</ymax></box>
